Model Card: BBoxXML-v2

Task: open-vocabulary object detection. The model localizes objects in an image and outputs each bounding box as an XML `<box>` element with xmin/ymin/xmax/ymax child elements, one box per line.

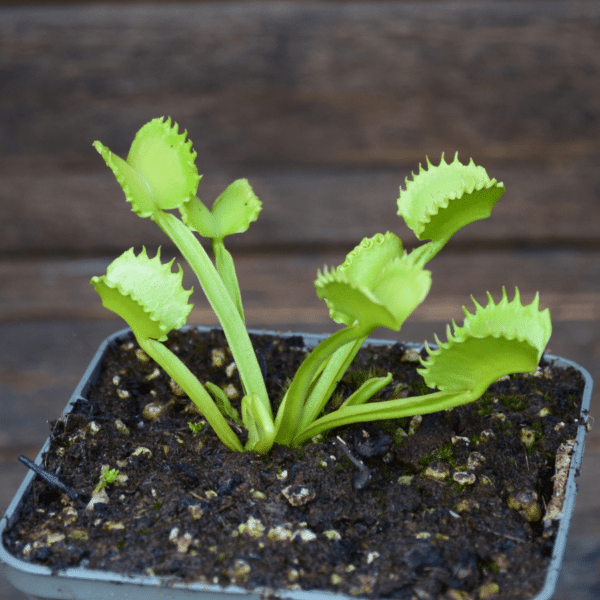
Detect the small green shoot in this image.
<box><xmin>92</xmin><ymin>118</ymin><xmax>552</xmax><ymax>454</ymax></box>
<box><xmin>92</xmin><ymin>467</ymin><xmax>120</xmax><ymax>496</ymax></box>
<box><xmin>435</xmin><ymin>443</ymin><xmax>456</xmax><ymax>467</ymax></box>
<box><xmin>188</xmin><ymin>421</ymin><xmax>206</xmax><ymax>436</ymax></box>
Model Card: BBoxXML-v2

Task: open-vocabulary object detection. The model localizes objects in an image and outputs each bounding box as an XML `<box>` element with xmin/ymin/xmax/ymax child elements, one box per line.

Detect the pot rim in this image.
<box><xmin>0</xmin><ymin>326</ymin><xmax>593</xmax><ymax>600</ymax></box>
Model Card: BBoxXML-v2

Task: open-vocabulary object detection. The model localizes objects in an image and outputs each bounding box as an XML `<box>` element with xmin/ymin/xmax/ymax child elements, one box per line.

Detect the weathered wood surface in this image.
<box><xmin>2</xmin><ymin>161</ymin><xmax>600</xmax><ymax>255</ymax></box>
<box><xmin>2</xmin><ymin>249</ymin><xmax>600</xmax><ymax>323</ymax></box>
<box><xmin>2</xmin><ymin>1</ymin><xmax>599</xmax><ymax>166</ymax></box>
<box><xmin>1</xmin><ymin>1</ymin><xmax>599</xmax><ymax>254</ymax></box>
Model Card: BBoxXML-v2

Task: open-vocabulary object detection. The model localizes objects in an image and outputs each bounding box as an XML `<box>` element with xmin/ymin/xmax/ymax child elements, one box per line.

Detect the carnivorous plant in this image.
<box><xmin>91</xmin><ymin>117</ymin><xmax>551</xmax><ymax>453</ymax></box>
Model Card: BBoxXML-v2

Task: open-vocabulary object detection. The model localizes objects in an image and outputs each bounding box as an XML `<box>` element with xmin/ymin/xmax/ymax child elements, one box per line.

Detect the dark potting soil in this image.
<box><xmin>3</xmin><ymin>328</ymin><xmax>586</xmax><ymax>600</ymax></box>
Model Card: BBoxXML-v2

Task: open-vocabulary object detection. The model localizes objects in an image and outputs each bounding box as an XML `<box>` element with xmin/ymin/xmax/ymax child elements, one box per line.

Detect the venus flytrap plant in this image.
<box><xmin>294</xmin><ymin>288</ymin><xmax>551</xmax><ymax>444</ymax></box>
<box><xmin>276</xmin><ymin>154</ymin><xmax>508</xmax><ymax>444</ymax></box>
<box><xmin>274</xmin><ymin>233</ymin><xmax>432</xmax><ymax>445</ymax></box>
<box><xmin>91</xmin><ymin>247</ymin><xmax>245</xmax><ymax>452</ymax></box>
<box><xmin>93</xmin><ymin>118</ymin><xmax>269</xmax><ymax>417</ymax></box>
<box><xmin>92</xmin><ymin>117</ymin><xmax>551</xmax><ymax>455</ymax></box>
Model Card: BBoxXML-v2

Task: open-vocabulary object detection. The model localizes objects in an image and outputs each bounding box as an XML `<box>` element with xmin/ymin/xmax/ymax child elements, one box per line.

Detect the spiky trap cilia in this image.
<box><xmin>91</xmin><ymin>117</ymin><xmax>551</xmax><ymax>453</ymax></box>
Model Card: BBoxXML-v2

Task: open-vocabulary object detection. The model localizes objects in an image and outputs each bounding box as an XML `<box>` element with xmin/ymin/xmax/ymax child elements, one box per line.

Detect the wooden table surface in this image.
<box><xmin>1</xmin><ymin>2</ymin><xmax>598</xmax><ymax>598</ymax></box>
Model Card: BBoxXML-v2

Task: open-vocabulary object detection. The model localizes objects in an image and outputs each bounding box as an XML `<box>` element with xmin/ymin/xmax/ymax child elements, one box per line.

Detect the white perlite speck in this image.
<box><xmin>293</xmin><ymin>529</ymin><xmax>317</xmax><ymax>542</ymax></box>
<box><xmin>267</xmin><ymin>525</ymin><xmax>293</xmax><ymax>541</ymax></box>
<box><xmin>239</xmin><ymin>516</ymin><xmax>265</xmax><ymax>539</ymax></box>
<box><xmin>452</xmin><ymin>471</ymin><xmax>476</xmax><ymax>485</ymax></box>
<box><xmin>282</xmin><ymin>485</ymin><xmax>316</xmax><ymax>506</ymax></box>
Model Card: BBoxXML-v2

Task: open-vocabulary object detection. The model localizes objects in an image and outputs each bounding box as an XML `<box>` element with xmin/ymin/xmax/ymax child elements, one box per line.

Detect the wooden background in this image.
<box><xmin>1</xmin><ymin>1</ymin><xmax>599</xmax><ymax>599</ymax></box>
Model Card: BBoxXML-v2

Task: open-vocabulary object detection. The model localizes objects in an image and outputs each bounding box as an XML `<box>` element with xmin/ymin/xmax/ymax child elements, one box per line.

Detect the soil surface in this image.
<box><xmin>3</xmin><ymin>328</ymin><xmax>587</xmax><ymax>600</ymax></box>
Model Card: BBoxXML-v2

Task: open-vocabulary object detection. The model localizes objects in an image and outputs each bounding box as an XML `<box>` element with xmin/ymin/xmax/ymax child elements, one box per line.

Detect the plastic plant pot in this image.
<box><xmin>0</xmin><ymin>326</ymin><xmax>593</xmax><ymax>600</ymax></box>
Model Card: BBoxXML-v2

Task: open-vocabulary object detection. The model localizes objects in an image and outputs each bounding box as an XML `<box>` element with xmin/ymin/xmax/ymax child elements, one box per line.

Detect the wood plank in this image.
<box><xmin>2</xmin><ymin>1</ymin><xmax>599</xmax><ymax>254</ymax></box>
<box><xmin>2</xmin><ymin>250</ymin><xmax>599</xmax><ymax>324</ymax></box>
<box><xmin>1</xmin><ymin>1</ymin><xmax>598</xmax><ymax>169</ymax></box>
<box><xmin>2</xmin><ymin>161</ymin><xmax>599</xmax><ymax>254</ymax></box>
<box><xmin>3</xmin><ymin>0</ymin><xmax>569</xmax><ymax>5</ymax></box>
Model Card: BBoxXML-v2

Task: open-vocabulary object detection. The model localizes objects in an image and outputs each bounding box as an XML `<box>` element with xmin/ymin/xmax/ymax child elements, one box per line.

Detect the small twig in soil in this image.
<box><xmin>18</xmin><ymin>455</ymin><xmax>86</xmax><ymax>509</ymax></box>
<box><xmin>477</xmin><ymin>525</ymin><xmax>525</xmax><ymax>544</ymax></box>
<box><xmin>214</xmin><ymin>502</ymin><xmax>234</xmax><ymax>514</ymax></box>
<box><xmin>335</xmin><ymin>436</ymin><xmax>371</xmax><ymax>490</ymax></box>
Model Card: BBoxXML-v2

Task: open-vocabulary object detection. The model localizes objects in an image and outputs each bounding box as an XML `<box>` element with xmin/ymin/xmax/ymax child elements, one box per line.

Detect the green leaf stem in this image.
<box><xmin>139</xmin><ymin>337</ymin><xmax>244</xmax><ymax>452</ymax></box>
<box><xmin>242</xmin><ymin>393</ymin><xmax>276</xmax><ymax>453</ymax></box>
<box><xmin>179</xmin><ymin>180</ymin><xmax>262</xmax><ymax>320</ymax></box>
<box><xmin>152</xmin><ymin>210</ymin><xmax>269</xmax><ymax>412</ymax></box>
<box><xmin>206</xmin><ymin>382</ymin><xmax>242</xmax><ymax>426</ymax></box>
<box><xmin>339</xmin><ymin>372</ymin><xmax>393</xmax><ymax>408</ymax></box>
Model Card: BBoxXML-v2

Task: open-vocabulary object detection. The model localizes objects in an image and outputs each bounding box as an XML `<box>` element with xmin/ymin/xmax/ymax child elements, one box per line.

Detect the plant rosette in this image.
<box><xmin>0</xmin><ymin>118</ymin><xmax>593</xmax><ymax>599</ymax></box>
<box><xmin>0</xmin><ymin>327</ymin><xmax>592</xmax><ymax>600</ymax></box>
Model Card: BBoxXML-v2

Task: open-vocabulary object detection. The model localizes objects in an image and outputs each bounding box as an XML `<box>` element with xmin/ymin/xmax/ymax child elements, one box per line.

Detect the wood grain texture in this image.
<box><xmin>1</xmin><ymin>1</ymin><xmax>599</xmax><ymax>256</ymax></box>
<box><xmin>2</xmin><ymin>249</ymin><xmax>599</xmax><ymax>322</ymax></box>
<box><xmin>1</xmin><ymin>160</ymin><xmax>599</xmax><ymax>255</ymax></box>
<box><xmin>1</xmin><ymin>1</ymin><xmax>599</xmax><ymax>168</ymax></box>
<box><xmin>2</xmin><ymin>1</ymin><xmax>599</xmax><ymax>255</ymax></box>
